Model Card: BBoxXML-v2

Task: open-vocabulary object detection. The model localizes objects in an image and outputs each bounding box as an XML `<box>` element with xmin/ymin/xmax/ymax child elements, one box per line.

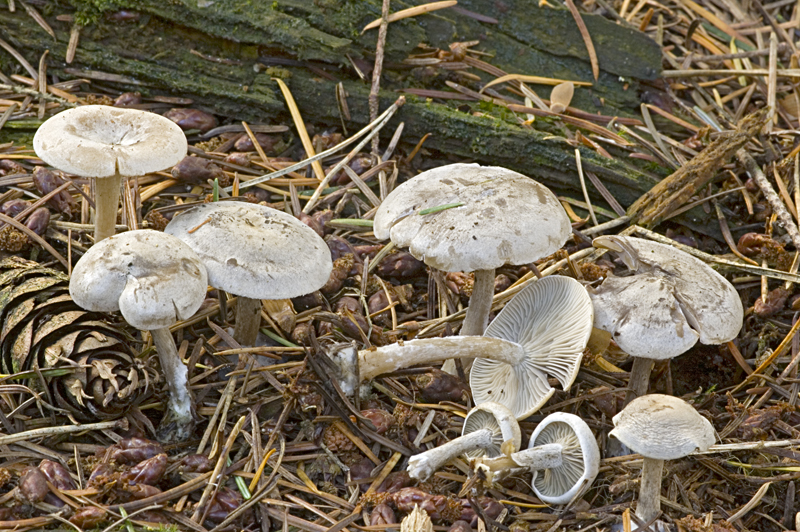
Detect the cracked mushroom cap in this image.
<box><xmin>470</xmin><ymin>276</ymin><xmax>594</xmax><ymax>419</ymax></box>
<box><xmin>33</xmin><ymin>105</ymin><xmax>187</xmax><ymax>178</ymax></box>
<box><xmin>610</xmin><ymin>394</ymin><xmax>716</xmax><ymax>460</ymax></box>
<box><xmin>462</xmin><ymin>402</ymin><xmax>522</xmax><ymax>459</ymax></box>
<box><xmin>165</xmin><ymin>202</ymin><xmax>332</xmax><ymax>300</ymax></box>
<box><xmin>590</xmin><ymin>236</ymin><xmax>744</xmax><ymax>360</ymax></box>
<box><xmin>373</xmin><ymin>164</ymin><xmax>570</xmax><ymax>272</ymax></box>
<box><xmin>69</xmin><ymin>229</ymin><xmax>207</xmax><ymax>330</ymax></box>
<box><xmin>530</xmin><ymin>412</ymin><xmax>600</xmax><ymax>505</ymax></box>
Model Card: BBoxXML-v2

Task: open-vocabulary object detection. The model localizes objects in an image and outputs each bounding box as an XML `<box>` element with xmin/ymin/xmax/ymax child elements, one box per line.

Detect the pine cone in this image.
<box><xmin>0</xmin><ymin>257</ymin><xmax>155</xmax><ymax>420</ymax></box>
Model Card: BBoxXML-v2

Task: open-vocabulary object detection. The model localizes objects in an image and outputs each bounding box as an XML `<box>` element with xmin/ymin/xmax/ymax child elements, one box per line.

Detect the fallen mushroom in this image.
<box><xmin>165</xmin><ymin>202</ymin><xmax>332</xmax><ymax>346</ymax></box>
<box><xmin>610</xmin><ymin>394</ymin><xmax>715</xmax><ymax>528</ymax></box>
<box><xmin>407</xmin><ymin>402</ymin><xmax>521</xmax><ymax>481</ymax></box>
<box><xmin>34</xmin><ymin>106</ymin><xmax>187</xmax><ymax>242</ymax></box>
<box><xmin>330</xmin><ymin>276</ymin><xmax>593</xmax><ymax>418</ymax></box>
<box><xmin>475</xmin><ymin>412</ymin><xmax>600</xmax><ymax>505</ymax></box>
<box><xmin>374</xmin><ymin>163</ymin><xmax>570</xmax><ymax>337</ymax></box>
<box><xmin>69</xmin><ymin>230</ymin><xmax>208</xmax><ymax>441</ymax></box>
<box><xmin>590</xmin><ymin>236</ymin><xmax>743</xmax><ymax>402</ymax></box>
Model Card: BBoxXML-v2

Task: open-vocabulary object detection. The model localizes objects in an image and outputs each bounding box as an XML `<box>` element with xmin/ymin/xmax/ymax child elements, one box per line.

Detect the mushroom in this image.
<box><xmin>374</xmin><ymin>163</ymin><xmax>570</xmax><ymax>337</ymax></box>
<box><xmin>165</xmin><ymin>202</ymin><xmax>332</xmax><ymax>346</ymax></box>
<box><xmin>69</xmin><ymin>230</ymin><xmax>208</xmax><ymax>441</ymax></box>
<box><xmin>34</xmin><ymin>106</ymin><xmax>187</xmax><ymax>242</ymax></box>
<box><xmin>400</xmin><ymin>506</ymin><xmax>433</xmax><ymax>532</ymax></box>
<box><xmin>610</xmin><ymin>394</ymin><xmax>715</xmax><ymax>527</ymax></box>
<box><xmin>476</xmin><ymin>412</ymin><xmax>600</xmax><ymax>505</ymax></box>
<box><xmin>590</xmin><ymin>236</ymin><xmax>743</xmax><ymax>402</ymax></box>
<box><xmin>407</xmin><ymin>402</ymin><xmax>521</xmax><ymax>481</ymax></box>
<box><xmin>330</xmin><ymin>275</ymin><xmax>593</xmax><ymax>419</ymax></box>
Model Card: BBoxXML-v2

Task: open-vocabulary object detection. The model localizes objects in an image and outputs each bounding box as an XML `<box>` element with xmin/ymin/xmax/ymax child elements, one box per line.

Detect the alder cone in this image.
<box><xmin>0</xmin><ymin>257</ymin><xmax>154</xmax><ymax>420</ymax></box>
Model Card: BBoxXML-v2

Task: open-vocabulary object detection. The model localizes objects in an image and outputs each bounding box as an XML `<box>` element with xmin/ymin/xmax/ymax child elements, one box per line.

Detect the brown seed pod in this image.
<box><xmin>234</xmin><ymin>133</ymin><xmax>278</xmax><ymax>152</ymax></box>
<box><xmin>0</xmin><ymin>159</ymin><xmax>25</xmax><ymax>175</ymax></box>
<box><xmin>70</xmin><ymin>506</ymin><xmax>108</xmax><ymax>528</ymax></box>
<box><xmin>120</xmin><ymin>453</ymin><xmax>167</xmax><ymax>486</ymax></box>
<box><xmin>371</xmin><ymin>503</ymin><xmax>397</xmax><ymax>525</ymax></box>
<box><xmin>39</xmin><ymin>460</ymin><xmax>76</xmax><ymax>491</ymax></box>
<box><xmin>163</xmin><ymin>108</ymin><xmax>217</xmax><ymax>133</ymax></box>
<box><xmin>25</xmin><ymin>208</ymin><xmax>50</xmax><ymax>237</ymax></box>
<box><xmin>203</xmin><ymin>487</ymin><xmax>245</xmax><ymax>524</ymax></box>
<box><xmin>754</xmin><ymin>287</ymin><xmax>790</xmax><ymax>318</ymax></box>
<box><xmin>358</xmin><ymin>408</ymin><xmax>395</xmax><ymax>434</ymax></box>
<box><xmin>179</xmin><ymin>454</ymin><xmax>213</xmax><ymax>474</ymax></box>
<box><xmin>32</xmin><ymin>166</ymin><xmax>75</xmax><ymax>215</ymax></box>
<box><xmin>321</xmin><ymin>254</ymin><xmax>354</xmax><ymax>295</ymax></box>
<box><xmin>18</xmin><ymin>466</ymin><xmax>49</xmax><ymax>503</ymax></box>
<box><xmin>313</xmin><ymin>210</ymin><xmax>335</xmax><ymax>234</ymax></box>
<box><xmin>108</xmin><ymin>437</ymin><xmax>165</xmax><ymax>465</ymax></box>
<box><xmin>449</xmin><ymin>521</ymin><xmax>473</xmax><ymax>532</ymax></box>
<box><xmin>0</xmin><ymin>199</ymin><xmax>31</xmax><ymax>217</ymax></box>
<box><xmin>113</xmin><ymin>92</ymin><xmax>142</xmax><ymax>107</ymax></box>
<box><xmin>171</xmin><ymin>156</ymin><xmax>229</xmax><ymax>186</ymax></box>
<box><xmin>416</xmin><ymin>369</ymin><xmax>469</xmax><ymax>403</ymax></box>
<box><xmin>377</xmin><ymin>251</ymin><xmax>426</xmax><ymax>279</ymax></box>
<box><xmin>391</xmin><ymin>487</ymin><xmax>462</xmax><ymax>522</ymax></box>
<box><xmin>326</xmin><ymin>235</ymin><xmax>357</xmax><ymax>261</ymax></box>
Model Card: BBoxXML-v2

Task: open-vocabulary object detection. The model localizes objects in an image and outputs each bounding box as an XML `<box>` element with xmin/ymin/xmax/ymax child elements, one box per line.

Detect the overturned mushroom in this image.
<box><xmin>407</xmin><ymin>402</ymin><xmax>521</xmax><ymax>481</ymax></box>
<box><xmin>590</xmin><ymin>236</ymin><xmax>743</xmax><ymax>402</ymax></box>
<box><xmin>476</xmin><ymin>412</ymin><xmax>600</xmax><ymax>505</ymax></box>
<box><xmin>330</xmin><ymin>276</ymin><xmax>593</xmax><ymax>419</ymax></box>
<box><xmin>34</xmin><ymin>106</ymin><xmax>187</xmax><ymax>242</ymax></box>
<box><xmin>374</xmin><ymin>164</ymin><xmax>570</xmax><ymax>337</ymax></box>
<box><xmin>69</xmin><ymin>230</ymin><xmax>208</xmax><ymax>441</ymax></box>
<box><xmin>610</xmin><ymin>394</ymin><xmax>715</xmax><ymax>528</ymax></box>
<box><xmin>165</xmin><ymin>202</ymin><xmax>332</xmax><ymax>346</ymax></box>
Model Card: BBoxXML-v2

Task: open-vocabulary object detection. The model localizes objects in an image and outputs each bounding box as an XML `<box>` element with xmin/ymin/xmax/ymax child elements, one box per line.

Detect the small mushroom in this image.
<box><xmin>330</xmin><ymin>276</ymin><xmax>593</xmax><ymax>419</ymax></box>
<box><xmin>610</xmin><ymin>394</ymin><xmax>715</xmax><ymax>527</ymax></box>
<box><xmin>407</xmin><ymin>402</ymin><xmax>521</xmax><ymax>481</ymax></box>
<box><xmin>69</xmin><ymin>230</ymin><xmax>207</xmax><ymax>441</ymax></box>
<box><xmin>374</xmin><ymin>164</ymin><xmax>570</xmax><ymax>338</ymax></box>
<box><xmin>165</xmin><ymin>202</ymin><xmax>332</xmax><ymax>346</ymax></box>
<box><xmin>590</xmin><ymin>236</ymin><xmax>743</xmax><ymax>402</ymax></box>
<box><xmin>34</xmin><ymin>106</ymin><xmax>187</xmax><ymax>242</ymax></box>
<box><xmin>476</xmin><ymin>412</ymin><xmax>600</xmax><ymax>505</ymax></box>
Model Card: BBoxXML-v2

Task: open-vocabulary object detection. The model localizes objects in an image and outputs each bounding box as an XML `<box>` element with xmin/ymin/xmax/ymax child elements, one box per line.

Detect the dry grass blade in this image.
<box><xmin>563</xmin><ymin>0</ymin><xmax>599</xmax><ymax>80</ymax></box>
<box><xmin>481</xmin><ymin>74</ymin><xmax>592</xmax><ymax>93</ymax></box>
<box><xmin>273</xmin><ymin>77</ymin><xmax>325</xmax><ymax>181</ymax></box>
<box><xmin>362</xmin><ymin>0</ymin><xmax>457</xmax><ymax>33</ymax></box>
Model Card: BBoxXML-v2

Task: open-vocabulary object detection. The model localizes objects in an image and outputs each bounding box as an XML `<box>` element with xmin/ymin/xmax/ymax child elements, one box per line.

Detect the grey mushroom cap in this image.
<box><xmin>69</xmin><ymin>229</ymin><xmax>208</xmax><ymax>330</ymax></box>
<box><xmin>610</xmin><ymin>394</ymin><xmax>716</xmax><ymax>460</ymax></box>
<box><xmin>165</xmin><ymin>202</ymin><xmax>332</xmax><ymax>300</ymax></box>
<box><xmin>591</xmin><ymin>236</ymin><xmax>743</xmax><ymax>360</ymax></box>
<box><xmin>33</xmin><ymin>105</ymin><xmax>187</xmax><ymax>178</ymax></box>
<box><xmin>470</xmin><ymin>276</ymin><xmax>594</xmax><ymax>419</ymax></box>
<box><xmin>530</xmin><ymin>412</ymin><xmax>600</xmax><ymax>505</ymax></box>
<box><xmin>373</xmin><ymin>164</ymin><xmax>570</xmax><ymax>272</ymax></box>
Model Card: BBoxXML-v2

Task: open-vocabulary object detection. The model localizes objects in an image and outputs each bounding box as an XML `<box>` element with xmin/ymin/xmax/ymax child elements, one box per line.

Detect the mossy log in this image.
<box><xmin>0</xmin><ymin>0</ymin><xmax>666</xmax><ymax>209</ymax></box>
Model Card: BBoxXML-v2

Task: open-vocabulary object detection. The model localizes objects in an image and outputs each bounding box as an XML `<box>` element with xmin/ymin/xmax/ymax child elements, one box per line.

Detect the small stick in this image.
<box><xmin>369</xmin><ymin>0</ymin><xmax>391</xmax><ymax>155</ymax></box>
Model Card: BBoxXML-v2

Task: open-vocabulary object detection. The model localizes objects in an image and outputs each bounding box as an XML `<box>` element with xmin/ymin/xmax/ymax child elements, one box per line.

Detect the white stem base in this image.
<box><xmin>408</xmin><ymin>428</ymin><xmax>493</xmax><ymax>481</ymax></box>
<box><xmin>151</xmin><ymin>327</ymin><xmax>195</xmax><ymax>442</ymax></box>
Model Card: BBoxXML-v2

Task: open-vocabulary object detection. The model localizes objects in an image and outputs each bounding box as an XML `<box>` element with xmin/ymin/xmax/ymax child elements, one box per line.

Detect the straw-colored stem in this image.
<box><xmin>407</xmin><ymin>428</ymin><xmax>493</xmax><ymax>481</ymax></box>
<box><xmin>625</xmin><ymin>356</ymin><xmax>654</xmax><ymax>405</ymax></box>
<box><xmin>636</xmin><ymin>457</ymin><xmax>664</xmax><ymax>523</ymax></box>
<box><xmin>94</xmin><ymin>174</ymin><xmax>121</xmax><ymax>242</ymax></box>
<box><xmin>461</xmin><ymin>269</ymin><xmax>495</xmax><ymax>336</ymax></box>
<box><xmin>234</xmin><ymin>296</ymin><xmax>262</xmax><ymax>347</ymax></box>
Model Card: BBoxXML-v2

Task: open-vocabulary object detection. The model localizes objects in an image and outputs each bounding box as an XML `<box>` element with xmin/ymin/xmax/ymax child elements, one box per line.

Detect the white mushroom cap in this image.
<box><xmin>591</xmin><ymin>236</ymin><xmax>743</xmax><ymax>360</ymax></box>
<box><xmin>69</xmin><ymin>229</ymin><xmax>207</xmax><ymax>330</ymax></box>
<box><xmin>33</xmin><ymin>105</ymin><xmax>187</xmax><ymax>178</ymax></box>
<box><xmin>373</xmin><ymin>164</ymin><xmax>570</xmax><ymax>272</ymax></box>
<box><xmin>470</xmin><ymin>276</ymin><xmax>594</xmax><ymax>419</ymax></box>
<box><xmin>462</xmin><ymin>402</ymin><xmax>522</xmax><ymax>459</ymax></box>
<box><xmin>530</xmin><ymin>412</ymin><xmax>600</xmax><ymax>505</ymax></box>
<box><xmin>609</xmin><ymin>394</ymin><xmax>716</xmax><ymax>460</ymax></box>
<box><xmin>165</xmin><ymin>202</ymin><xmax>332</xmax><ymax>300</ymax></box>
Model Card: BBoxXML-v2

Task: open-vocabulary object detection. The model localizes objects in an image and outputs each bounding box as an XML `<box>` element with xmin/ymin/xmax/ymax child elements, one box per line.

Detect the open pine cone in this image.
<box><xmin>0</xmin><ymin>257</ymin><xmax>156</xmax><ymax>420</ymax></box>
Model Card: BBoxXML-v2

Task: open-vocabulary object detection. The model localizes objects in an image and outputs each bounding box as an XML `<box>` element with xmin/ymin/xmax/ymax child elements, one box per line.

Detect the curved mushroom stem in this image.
<box><xmin>93</xmin><ymin>174</ymin><xmax>121</xmax><ymax>242</ymax></box>
<box><xmin>408</xmin><ymin>428</ymin><xmax>494</xmax><ymax>481</ymax></box>
<box><xmin>475</xmin><ymin>443</ymin><xmax>563</xmax><ymax>481</ymax></box>
<box><xmin>360</xmin><ymin>336</ymin><xmax>524</xmax><ymax>381</ymax></box>
<box><xmin>461</xmin><ymin>269</ymin><xmax>495</xmax><ymax>336</ymax></box>
<box><xmin>636</xmin><ymin>457</ymin><xmax>664</xmax><ymax>523</ymax></box>
<box><xmin>150</xmin><ymin>327</ymin><xmax>195</xmax><ymax>442</ymax></box>
<box><xmin>233</xmin><ymin>296</ymin><xmax>262</xmax><ymax>347</ymax></box>
<box><xmin>625</xmin><ymin>357</ymin><xmax>655</xmax><ymax>405</ymax></box>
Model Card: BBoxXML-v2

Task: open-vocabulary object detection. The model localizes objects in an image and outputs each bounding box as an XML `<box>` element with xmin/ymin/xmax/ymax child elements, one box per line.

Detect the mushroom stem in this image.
<box><xmin>461</xmin><ymin>269</ymin><xmax>495</xmax><ymax>336</ymax></box>
<box><xmin>407</xmin><ymin>428</ymin><xmax>494</xmax><ymax>481</ymax></box>
<box><xmin>150</xmin><ymin>327</ymin><xmax>194</xmax><ymax>442</ymax></box>
<box><xmin>233</xmin><ymin>296</ymin><xmax>262</xmax><ymax>346</ymax></box>
<box><xmin>476</xmin><ymin>443</ymin><xmax>563</xmax><ymax>481</ymax></box>
<box><xmin>93</xmin><ymin>174</ymin><xmax>122</xmax><ymax>242</ymax></box>
<box><xmin>636</xmin><ymin>456</ymin><xmax>664</xmax><ymax>523</ymax></box>
<box><xmin>359</xmin><ymin>336</ymin><xmax>525</xmax><ymax>382</ymax></box>
<box><xmin>626</xmin><ymin>357</ymin><xmax>655</xmax><ymax>405</ymax></box>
